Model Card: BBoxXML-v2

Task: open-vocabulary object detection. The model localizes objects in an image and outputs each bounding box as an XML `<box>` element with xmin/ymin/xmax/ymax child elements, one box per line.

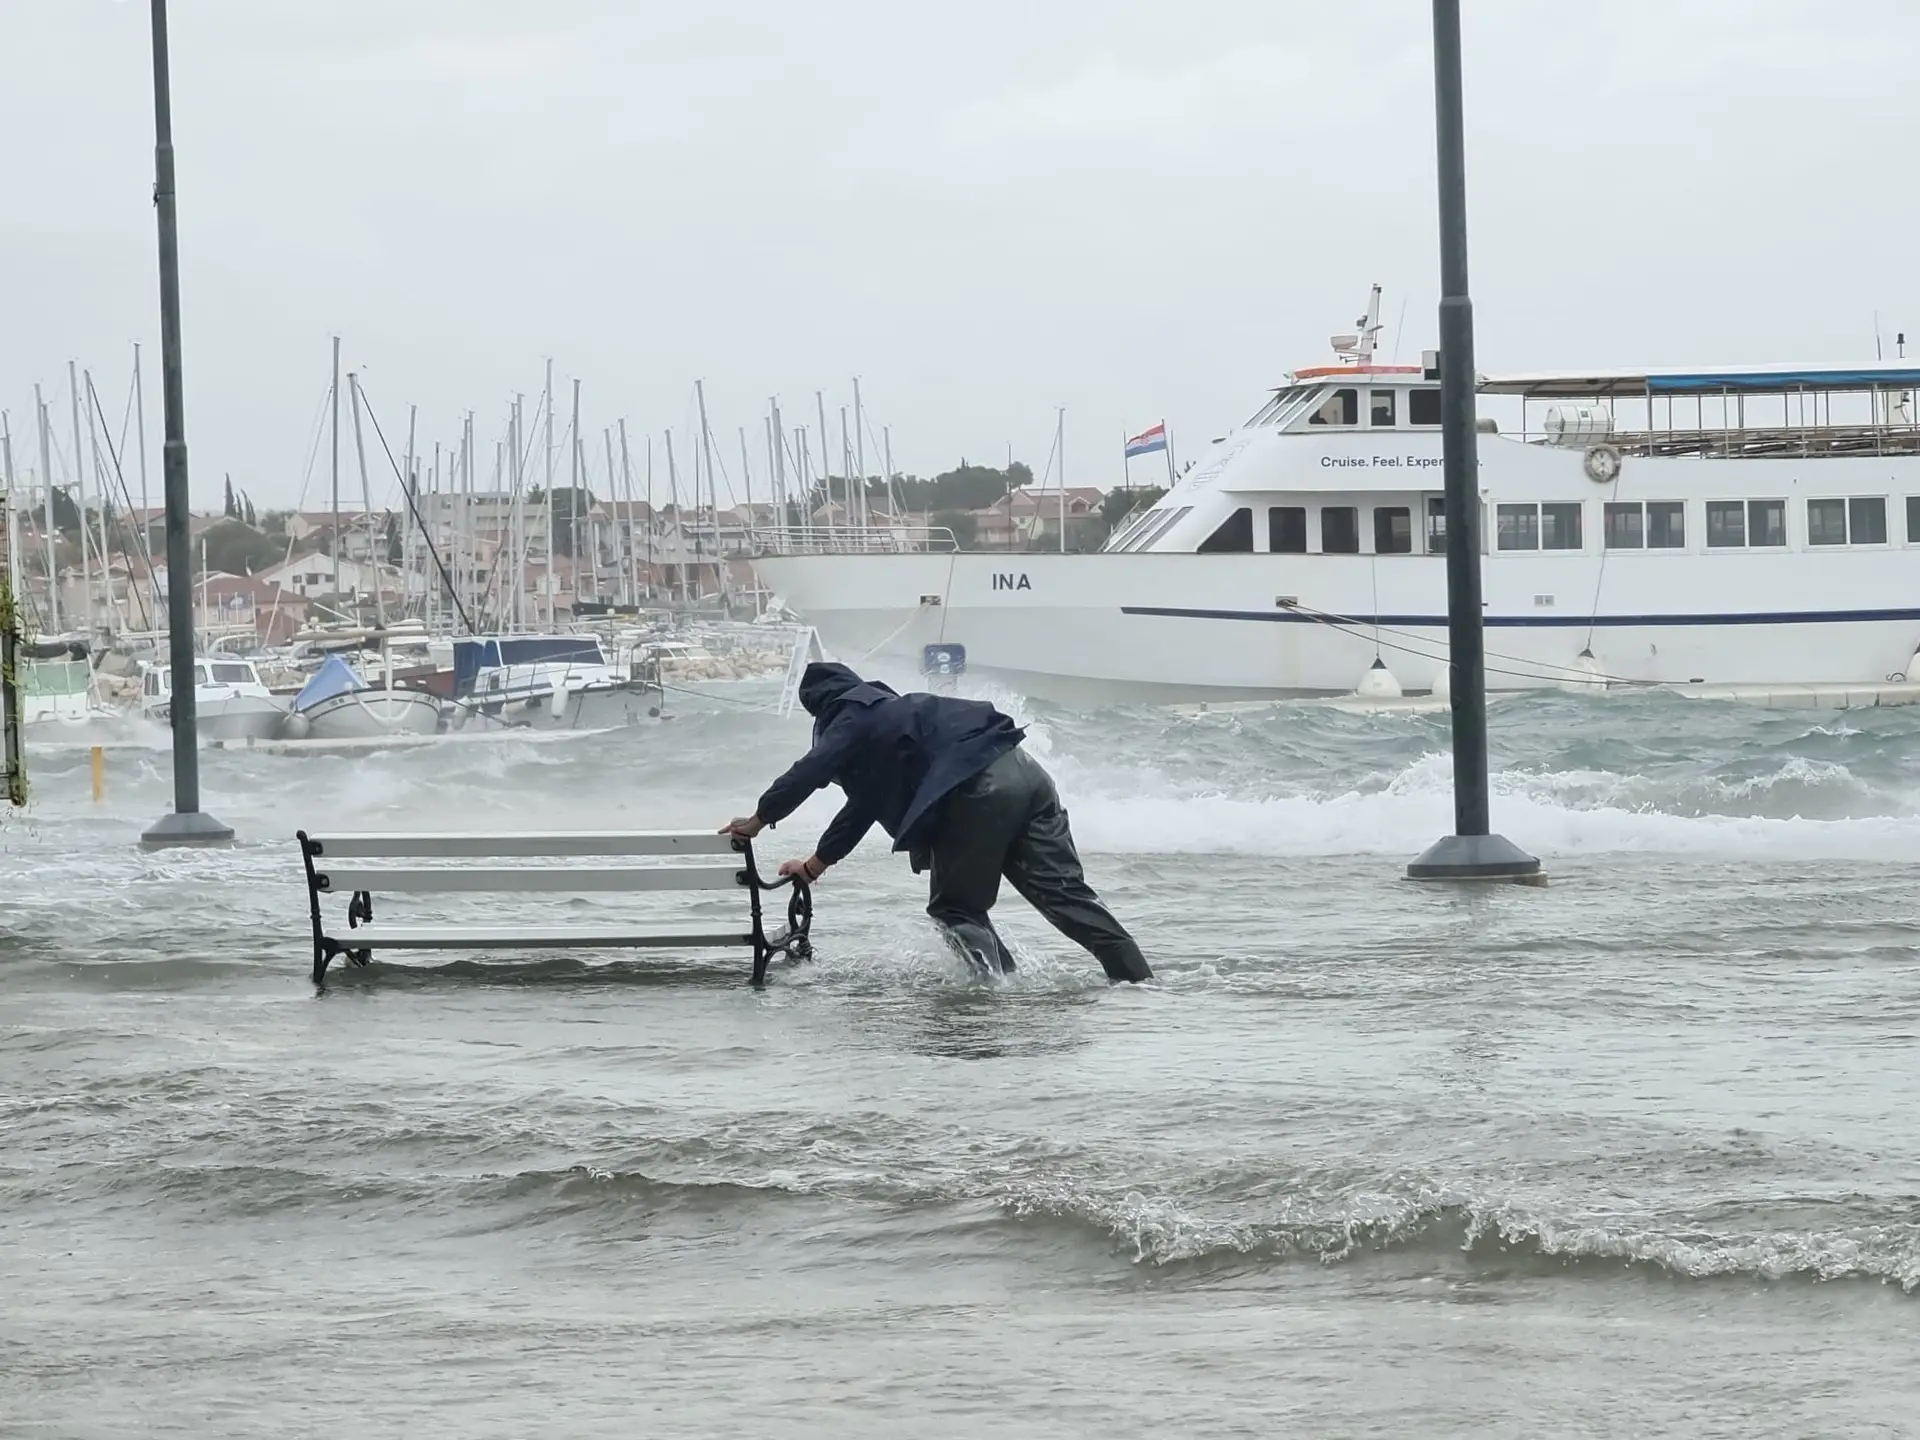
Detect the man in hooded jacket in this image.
<box><xmin>722</xmin><ymin>662</ymin><xmax>1151</xmax><ymax>983</ymax></box>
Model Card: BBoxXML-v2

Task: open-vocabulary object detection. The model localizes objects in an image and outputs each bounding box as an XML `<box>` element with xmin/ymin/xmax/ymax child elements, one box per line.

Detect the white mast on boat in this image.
<box><xmin>1057</xmin><ymin>406</ymin><xmax>1067</xmax><ymax>555</ymax></box>
<box><xmin>347</xmin><ymin>373</ymin><xmax>386</xmax><ymax>632</ymax></box>
<box><xmin>618</xmin><ymin>419</ymin><xmax>637</xmax><ymax>607</ymax></box>
<box><xmin>403</xmin><ymin>403</ymin><xmax>417</xmax><ymax>623</ymax></box>
<box><xmin>644</xmin><ymin>430</ymin><xmax>657</xmax><ymax>604</ymax></box>
<box><xmin>83</xmin><ymin>369</ymin><xmax>115</xmax><ymax>636</ymax></box>
<box><xmin>134</xmin><ymin>342</ymin><xmax>159</xmax><ymax>624</ymax></box>
<box><xmin>815</xmin><ymin>392</ymin><xmax>832</xmax><ymax>531</ymax></box>
<box><xmin>330</xmin><ymin>336</ymin><xmax>341</xmax><ymax>606</ymax></box>
<box><xmin>34</xmin><ymin>388</ymin><xmax>58</xmax><ymax>633</ymax></box>
<box><xmin>68</xmin><ymin>362</ymin><xmax>93</xmax><ymax>637</ymax></box>
<box><xmin>544</xmin><ymin>360</ymin><xmax>556</xmax><ymax>629</ymax></box>
<box><xmin>852</xmin><ymin>377</ymin><xmax>867</xmax><ymax>533</ymax></box>
<box><xmin>883</xmin><ymin>425</ymin><xmax>895</xmax><ymax>538</ymax></box>
<box><xmin>511</xmin><ymin>394</ymin><xmax>525</xmax><ymax>633</ymax></box>
<box><xmin>568</xmin><ymin>376</ymin><xmax>582</xmax><ymax>613</ymax></box>
<box><xmin>696</xmin><ymin>379</ymin><xmax>720</xmax><ymax>605</ymax></box>
<box><xmin>664</xmin><ymin>429</ymin><xmax>688</xmax><ymax>605</ymax></box>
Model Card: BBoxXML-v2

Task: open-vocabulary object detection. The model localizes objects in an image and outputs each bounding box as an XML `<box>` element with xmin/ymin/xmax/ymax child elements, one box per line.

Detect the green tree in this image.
<box><xmin>222</xmin><ymin>475</ymin><xmax>237</xmax><ymax>519</ymax></box>
<box><xmin>43</xmin><ymin>486</ymin><xmax>82</xmax><ymax>533</ymax></box>
<box><xmin>931</xmin><ymin>508</ymin><xmax>978</xmax><ymax>548</ymax></box>
<box><xmin>1102</xmin><ymin>486</ymin><xmax>1164</xmax><ymax>528</ymax></box>
<box><xmin>243</xmin><ymin>493</ymin><xmax>257</xmax><ymax>528</ymax></box>
<box><xmin>199</xmin><ymin>518</ymin><xmax>282</xmax><ymax>577</ymax></box>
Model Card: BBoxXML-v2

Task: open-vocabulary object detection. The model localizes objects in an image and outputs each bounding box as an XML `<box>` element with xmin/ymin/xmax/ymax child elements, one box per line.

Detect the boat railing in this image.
<box><xmin>1519</xmin><ymin>422</ymin><xmax>1920</xmax><ymax>459</ymax></box>
<box><xmin>751</xmin><ymin>526</ymin><xmax>960</xmax><ymax>556</ymax></box>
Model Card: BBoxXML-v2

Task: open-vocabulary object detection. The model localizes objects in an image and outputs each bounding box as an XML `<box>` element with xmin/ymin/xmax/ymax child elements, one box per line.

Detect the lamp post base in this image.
<box><xmin>1406</xmin><ymin>832</ymin><xmax>1543</xmax><ymax>883</ymax></box>
<box><xmin>140</xmin><ymin>810</ymin><xmax>235</xmax><ymax>849</ymax></box>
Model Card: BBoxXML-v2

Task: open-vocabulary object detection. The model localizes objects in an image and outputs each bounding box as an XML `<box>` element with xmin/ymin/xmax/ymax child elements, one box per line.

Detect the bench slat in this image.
<box><xmin>315</xmin><ymin>864</ymin><xmax>743</xmax><ymax>894</ymax></box>
<box><xmin>335</xmin><ymin>923</ymin><xmax>756</xmax><ymax>950</ymax></box>
<box><xmin>306</xmin><ymin>831</ymin><xmax>740</xmax><ymax>859</ymax></box>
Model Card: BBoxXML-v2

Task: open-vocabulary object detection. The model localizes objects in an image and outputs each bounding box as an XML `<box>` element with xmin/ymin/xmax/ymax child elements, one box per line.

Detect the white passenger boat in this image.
<box><xmin>753</xmin><ymin>289</ymin><xmax>1920</xmax><ymax>704</ymax></box>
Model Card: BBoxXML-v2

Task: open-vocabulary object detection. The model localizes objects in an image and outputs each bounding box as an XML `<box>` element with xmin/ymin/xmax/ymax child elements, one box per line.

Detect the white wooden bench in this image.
<box><xmin>295</xmin><ymin>829</ymin><xmax>813</xmax><ymax>988</ymax></box>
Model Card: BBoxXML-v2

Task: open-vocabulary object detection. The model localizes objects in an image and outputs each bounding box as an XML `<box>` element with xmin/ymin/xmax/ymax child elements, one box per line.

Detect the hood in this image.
<box><xmin>797</xmin><ymin>662</ymin><xmax>897</xmax><ymax>725</ymax></box>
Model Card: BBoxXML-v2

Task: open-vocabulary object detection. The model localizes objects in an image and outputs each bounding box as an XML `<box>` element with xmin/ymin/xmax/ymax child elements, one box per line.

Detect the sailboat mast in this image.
<box><xmin>883</xmin><ymin>425</ymin><xmax>894</xmax><ymax>537</ymax></box>
<box><xmin>695</xmin><ymin>378</ymin><xmax>717</xmax><ymax>580</ymax></box>
<box><xmin>35</xmin><ymin>389</ymin><xmax>58</xmax><ymax>632</ymax></box>
<box><xmin>568</xmin><ymin>376</ymin><xmax>581</xmax><ymax>612</ymax></box>
<box><xmin>618</xmin><ymin>420</ymin><xmax>636</xmax><ymax>608</ymax></box>
<box><xmin>664</xmin><ymin>429</ymin><xmax>688</xmax><ymax>605</ymax></box>
<box><xmin>852</xmin><ymin>376</ymin><xmax>866</xmax><ymax>532</ymax></box>
<box><xmin>68</xmin><ymin>362</ymin><xmax>92</xmax><ymax>636</ymax></box>
<box><xmin>347</xmin><ymin>373</ymin><xmax>385</xmax><ymax>629</ymax></box>
<box><xmin>543</xmin><ymin>360</ymin><xmax>556</xmax><ymax>628</ymax></box>
<box><xmin>84</xmin><ymin>370</ymin><xmax>114</xmax><ymax>636</ymax></box>
<box><xmin>1057</xmin><ymin>406</ymin><xmax>1067</xmax><ymax>555</ymax></box>
<box><xmin>330</xmin><ymin>336</ymin><xmax>341</xmax><ymax>595</ymax></box>
<box><xmin>643</xmin><ymin>430</ymin><xmax>655</xmax><ymax>601</ymax></box>
<box><xmin>511</xmin><ymin>395</ymin><xmax>524</xmax><ymax>633</ymax></box>
<box><xmin>403</xmin><ymin>403</ymin><xmax>416</xmax><ymax>622</ymax></box>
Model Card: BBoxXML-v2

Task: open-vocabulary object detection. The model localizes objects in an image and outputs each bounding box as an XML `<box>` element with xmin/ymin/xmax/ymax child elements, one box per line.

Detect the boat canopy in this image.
<box><xmin>291</xmin><ymin>655</ymin><xmax>365</xmax><ymax>714</ymax></box>
<box><xmin>1479</xmin><ymin>363</ymin><xmax>1920</xmax><ymax>399</ymax></box>
<box><xmin>451</xmin><ymin>636</ymin><xmax>604</xmax><ymax>698</ymax></box>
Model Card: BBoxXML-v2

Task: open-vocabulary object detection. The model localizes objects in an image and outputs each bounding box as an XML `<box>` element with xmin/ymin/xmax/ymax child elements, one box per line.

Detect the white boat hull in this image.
<box><xmin>457</xmin><ymin>681</ymin><xmax>662</xmax><ymax>732</ymax></box>
<box><xmin>294</xmin><ymin>690</ymin><xmax>443</xmax><ymax>739</ymax></box>
<box><xmin>147</xmin><ymin>694</ymin><xmax>288</xmax><ymax>743</ymax></box>
<box><xmin>753</xmin><ymin>550</ymin><xmax>1920</xmax><ymax>704</ymax></box>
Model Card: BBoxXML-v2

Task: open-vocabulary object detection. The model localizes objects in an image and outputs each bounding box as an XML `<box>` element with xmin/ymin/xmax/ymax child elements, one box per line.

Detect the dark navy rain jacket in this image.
<box><xmin>755</xmin><ymin>663</ymin><xmax>1024</xmax><ymax>865</ymax></box>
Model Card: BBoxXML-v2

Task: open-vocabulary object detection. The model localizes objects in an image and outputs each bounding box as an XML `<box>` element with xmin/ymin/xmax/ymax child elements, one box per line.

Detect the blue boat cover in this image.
<box><xmin>1647</xmin><ymin>367</ymin><xmax>1920</xmax><ymax>393</ymax></box>
<box><xmin>291</xmin><ymin>654</ymin><xmax>365</xmax><ymax>713</ymax></box>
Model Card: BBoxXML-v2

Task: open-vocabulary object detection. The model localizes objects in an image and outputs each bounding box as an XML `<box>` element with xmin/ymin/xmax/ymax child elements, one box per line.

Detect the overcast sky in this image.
<box><xmin>4</xmin><ymin>0</ymin><xmax>1916</xmax><ymax>513</ymax></box>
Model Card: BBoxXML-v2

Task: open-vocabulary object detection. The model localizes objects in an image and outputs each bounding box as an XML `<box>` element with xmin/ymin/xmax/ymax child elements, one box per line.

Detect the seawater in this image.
<box><xmin>4</xmin><ymin>686</ymin><xmax>1920</xmax><ymax>1438</ymax></box>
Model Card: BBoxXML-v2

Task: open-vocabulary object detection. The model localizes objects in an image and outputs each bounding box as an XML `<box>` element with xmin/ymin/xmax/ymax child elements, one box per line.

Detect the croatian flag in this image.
<box><xmin>1124</xmin><ymin>422</ymin><xmax>1167</xmax><ymax>459</ymax></box>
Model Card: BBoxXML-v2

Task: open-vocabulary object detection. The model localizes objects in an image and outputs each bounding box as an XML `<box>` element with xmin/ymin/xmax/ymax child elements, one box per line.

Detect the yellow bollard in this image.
<box><xmin>91</xmin><ymin>744</ymin><xmax>104</xmax><ymax>804</ymax></box>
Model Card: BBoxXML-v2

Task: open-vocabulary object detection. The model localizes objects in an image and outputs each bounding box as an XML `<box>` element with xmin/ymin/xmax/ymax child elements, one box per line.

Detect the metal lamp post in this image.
<box><xmin>1406</xmin><ymin>0</ymin><xmax>1538</xmax><ymax>884</ymax></box>
<box><xmin>140</xmin><ymin>0</ymin><xmax>232</xmax><ymax>848</ymax></box>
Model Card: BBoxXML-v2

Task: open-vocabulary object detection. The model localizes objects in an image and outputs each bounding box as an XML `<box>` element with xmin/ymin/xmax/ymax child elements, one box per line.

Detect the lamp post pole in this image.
<box><xmin>1406</xmin><ymin>0</ymin><xmax>1537</xmax><ymax>884</ymax></box>
<box><xmin>140</xmin><ymin>0</ymin><xmax>232</xmax><ymax>847</ymax></box>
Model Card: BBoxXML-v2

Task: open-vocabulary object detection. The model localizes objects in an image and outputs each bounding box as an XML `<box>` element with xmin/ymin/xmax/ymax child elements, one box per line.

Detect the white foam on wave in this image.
<box><xmin>1057</xmin><ymin>749</ymin><xmax>1920</xmax><ymax>863</ymax></box>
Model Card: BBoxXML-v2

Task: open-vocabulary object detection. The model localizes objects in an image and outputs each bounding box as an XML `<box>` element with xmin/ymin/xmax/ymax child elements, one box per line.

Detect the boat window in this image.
<box><xmin>1808</xmin><ymin>498</ymin><xmax>1847</xmax><ymax>546</ymax></box>
<box><xmin>1495</xmin><ymin>504</ymin><xmax>1539</xmax><ymax>551</ymax></box>
<box><xmin>1197</xmin><ymin>507</ymin><xmax>1254</xmax><ymax>554</ymax></box>
<box><xmin>1603</xmin><ymin>502</ymin><xmax>1644</xmax><ymax>550</ymax></box>
<box><xmin>1851</xmin><ymin>497</ymin><xmax>1888</xmax><ymax>545</ymax></box>
<box><xmin>1648</xmin><ymin>502</ymin><xmax>1685</xmax><ymax>548</ymax></box>
<box><xmin>1370</xmin><ymin>390</ymin><xmax>1397</xmax><ymax>428</ymax></box>
<box><xmin>1373</xmin><ymin>506</ymin><xmax>1413</xmax><ymax>554</ymax></box>
<box><xmin>1541</xmin><ymin>503</ymin><xmax>1583</xmax><ymax>551</ymax></box>
<box><xmin>1425</xmin><ymin>497</ymin><xmax>1447</xmax><ymax>553</ymax></box>
<box><xmin>211</xmin><ymin>663</ymin><xmax>253</xmax><ymax>683</ymax></box>
<box><xmin>1748</xmin><ymin>500</ymin><xmax>1786</xmax><ymax>547</ymax></box>
<box><xmin>1321</xmin><ymin>506</ymin><xmax>1360</xmax><ymax>554</ymax></box>
<box><xmin>1908</xmin><ymin>497</ymin><xmax>1920</xmax><ymax>543</ymax></box>
<box><xmin>1269</xmin><ymin>506</ymin><xmax>1307</xmax><ymax>554</ymax></box>
<box><xmin>1705</xmin><ymin>500</ymin><xmax>1746</xmax><ymax>548</ymax></box>
<box><xmin>1308</xmin><ymin>389</ymin><xmax>1359</xmax><ymax>427</ymax></box>
<box><xmin>1117</xmin><ymin>505</ymin><xmax>1192</xmax><ymax>553</ymax></box>
<box><xmin>192</xmin><ymin>664</ymin><xmax>209</xmax><ymax>685</ymax></box>
<box><xmin>1243</xmin><ymin>394</ymin><xmax>1288</xmax><ymax>427</ymax></box>
<box><xmin>1408</xmin><ymin>388</ymin><xmax>1442</xmax><ymax>426</ymax></box>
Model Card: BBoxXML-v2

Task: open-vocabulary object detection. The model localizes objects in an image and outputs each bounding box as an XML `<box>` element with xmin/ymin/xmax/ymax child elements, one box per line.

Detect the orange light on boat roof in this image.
<box><xmin>1289</xmin><ymin>364</ymin><xmax>1425</xmax><ymax>380</ymax></box>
